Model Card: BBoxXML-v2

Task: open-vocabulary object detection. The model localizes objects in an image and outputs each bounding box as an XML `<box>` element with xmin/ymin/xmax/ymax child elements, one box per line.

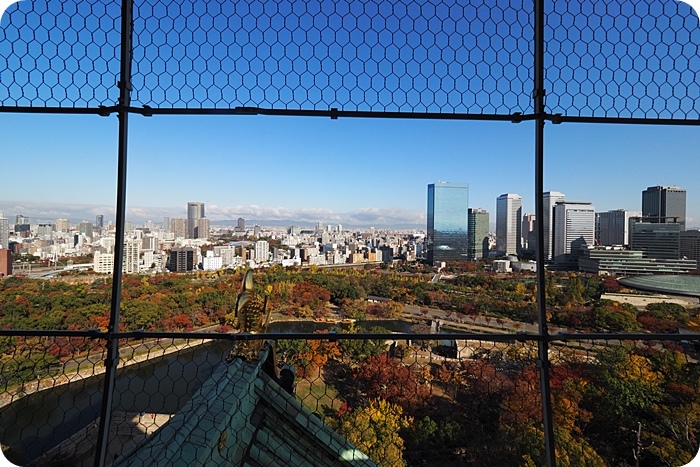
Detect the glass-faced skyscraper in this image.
<box><xmin>496</xmin><ymin>193</ymin><xmax>522</xmax><ymax>256</ymax></box>
<box><xmin>642</xmin><ymin>185</ymin><xmax>686</xmax><ymax>231</ymax></box>
<box><xmin>427</xmin><ymin>182</ymin><xmax>469</xmax><ymax>264</ymax></box>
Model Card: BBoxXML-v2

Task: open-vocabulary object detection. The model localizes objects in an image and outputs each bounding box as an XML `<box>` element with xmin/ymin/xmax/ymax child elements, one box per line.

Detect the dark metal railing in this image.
<box><xmin>1</xmin><ymin>0</ymin><xmax>700</xmax><ymax>465</ymax></box>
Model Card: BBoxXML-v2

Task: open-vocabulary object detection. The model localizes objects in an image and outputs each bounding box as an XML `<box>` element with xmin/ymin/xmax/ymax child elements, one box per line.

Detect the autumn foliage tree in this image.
<box><xmin>354</xmin><ymin>354</ymin><xmax>430</xmax><ymax>414</ymax></box>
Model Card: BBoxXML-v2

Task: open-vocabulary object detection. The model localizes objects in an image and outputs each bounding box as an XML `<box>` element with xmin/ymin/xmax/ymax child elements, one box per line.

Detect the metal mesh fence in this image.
<box><xmin>2</xmin><ymin>334</ymin><xmax>698</xmax><ymax>466</ymax></box>
<box><xmin>2</xmin><ymin>0</ymin><xmax>700</xmax><ymax>465</ymax></box>
<box><xmin>3</xmin><ymin>0</ymin><xmax>699</xmax><ymax>120</ymax></box>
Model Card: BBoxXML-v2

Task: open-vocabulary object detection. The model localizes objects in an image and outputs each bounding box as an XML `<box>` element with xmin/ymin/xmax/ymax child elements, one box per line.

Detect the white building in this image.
<box><xmin>0</xmin><ymin>214</ymin><xmax>8</xmax><ymax>249</ymax></box>
<box><xmin>255</xmin><ymin>240</ymin><xmax>270</xmax><ymax>264</ymax></box>
<box><xmin>543</xmin><ymin>191</ymin><xmax>565</xmax><ymax>260</ymax></box>
<box><xmin>94</xmin><ymin>251</ymin><xmax>115</xmax><ymax>274</ymax></box>
<box><xmin>123</xmin><ymin>239</ymin><xmax>141</xmax><ymax>274</ymax></box>
<box><xmin>202</xmin><ymin>254</ymin><xmax>223</xmax><ymax>271</ymax></box>
<box><xmin>496</xmin><ymin>193</ymin><xmax>522</xmax><ymax>255</ymax></box>
<box><xmin>553</xmin><ymin>201</ymin><xmax>596</xmax><ymax>266</ymax></box>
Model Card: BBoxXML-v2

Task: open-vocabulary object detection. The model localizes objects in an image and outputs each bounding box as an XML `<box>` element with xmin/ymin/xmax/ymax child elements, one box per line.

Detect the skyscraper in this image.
<box><xmin>95</xmin><ymin>215</ymin><xmax>104</xmax><ymax>229</ymax></box>
<box><xmin>642</xmin><ymin>185</ymin><xmax>686</xmax><ymax>231</ymax></box>
<box><xmin>171</xmin><ymin>217</ymin><xmax>187</xmax><ymax>239</ymax></box>
<box><xmin>553</xmin><ymin>201</ymin><xmax>595</xmax><ymax>265</ymax></box>
<box><xmin>496</xmin><ymin>193</ymin><xmax>522</xmax><ymax>256</ymax></box>
<box><xmin>187</xmin><ymin>202</ymin><xmax>205</xmax><ymax>239</ymax></box>
<box><xmin>427</xmin><ymin>181</ymin><xmax>469</xmax><ymax>264</ymax></box>
<box><xmin>467</xmin><ymin>208</ymin><xmax>490</xmax><ymax>260</ymax></box>
<box><xmin>542</xmin><ymin>191</ymin><xmax>565</xmax><ymax>260</ymax></box>
<box><xmin>0</xmin><ymin>213</ymin><xmax>8</xmax><ymax>250</ymax></box>
<box><xmin>596</xmin><ymin>209</ymin><xmax>640</xmax><ymax>246</ymax></box>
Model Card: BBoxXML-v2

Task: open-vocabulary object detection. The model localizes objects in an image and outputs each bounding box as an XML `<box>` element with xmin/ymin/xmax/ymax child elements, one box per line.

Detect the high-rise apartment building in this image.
<box><xmin>171</xmin><ymin>217</ymin><xmax>187</xmax><ymax>239</ymax></box>
<box><xmin>542</xmin><ymin>191</ymin><xmax>565</xmax><ymax>260</ymax></box>
<box><xmin>163</xmin><ymin>217</ymin><xmax>170</xmax><ymax>231</ymax></box>
<box><xmin>255</xmin><ymin>240</ymin><xmax>270</xmax><ymax>263</ymax></box>
<box><xmin>168</xmin><ymin>247</ymin><xmax>196</xmax><ymax>272</ymax></box>
<box><xmin>642</xmin><ymin>185</ymin><xmax>686</xmax><ymax>231</ymax></box>
<box><xmin>496</xmin><ymin>193</ymin><xmax>522</xmax><ymax>256</ymax></box>
<box><xmin>630</xmin><ymin>219</ymin><xmax>681</xmax><ymax>260</ymax></box>
<box><xmin>187</xmin><ymin>202</ymin><xmax>205</xmax><ymax>239</ymax></box>
<box><xmin>15</xmin><ymin>215</ymin><xmax>29</xmax><ymax>225</ymax></box>
<box><xmin>553</xmin><ymin>202</ymin><xmax>595</xmax><ymax>266</ymax></box>
<box><xmin>467</xmin><ymin>208</ymin><xmax>490</xmax><ymax>260</ymax></box>
<box><xmin>595</xmin><ymin>209</ymin><xmax>641</xmax><ymax>246</ymax></box>
<box><xmin>123</xmin><ymin>239</ymin><xmax>141</xmax><ymax>274</ymax></box>
<box><xmin>56</xmin><ymin>218</ymin><xmax>70</xmax><ymax>232</ymax></box>
<box><xmin>0</xmin><ymin>214</ymin><xmax>8</xmax><ymax>250</ymax></box>
<box><xmin>427</xmin><ymin>182</ymin><xmax>469</xmax><ymax>264</ymax></box>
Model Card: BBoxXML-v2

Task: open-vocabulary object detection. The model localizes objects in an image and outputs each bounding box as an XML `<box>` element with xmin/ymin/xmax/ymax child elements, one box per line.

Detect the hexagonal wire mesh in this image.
<box><xmin>0</xmin><ymin>0</ymin><xmax>122</xmax><ymax>108</ymax></box>
<box><xmin>2</xmin><ymin>0</ymin><xmax>700</xmax><ymax>465</ymax></box>
<box><xmin>130</xmin><ymin>0</ymin><xmax>534</xmax><ymax>113</ymax></box>
<box><xmin>544</xmin><ymin>0</ymin><xmax>700</xmax><ymax>119</ymax></box>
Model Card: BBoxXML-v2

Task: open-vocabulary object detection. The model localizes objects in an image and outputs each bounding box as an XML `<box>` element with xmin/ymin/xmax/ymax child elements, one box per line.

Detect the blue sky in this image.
<box><xmin>1</xmin><ymin>0</ymin><xmax>699</xmax><ymax>229</ymax></box>
<box><xmin>1</xmin><ymin>112</ymin><xmax>698</xmax><ymax>229</ymax></box>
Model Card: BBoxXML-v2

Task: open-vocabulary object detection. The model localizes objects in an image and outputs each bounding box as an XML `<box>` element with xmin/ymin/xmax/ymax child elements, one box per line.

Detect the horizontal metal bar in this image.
<box><xmin>3</xmin><ymin>329</ymin><xmax>696</xmax><ymax>343</ymax></box>
<box><xmin>554</xmin><ymin>115</ymin><xmax>700</xmax><ymax>126</ymax></box>
<box><xmin>0</xmin><ymin>106</ymin><xmax>116</xmax><ymax>115</ymax></box>
<box><xmin>127</xmin><ymin>106</ymin><xmax>527</xmax><ymax>122</ymax></box>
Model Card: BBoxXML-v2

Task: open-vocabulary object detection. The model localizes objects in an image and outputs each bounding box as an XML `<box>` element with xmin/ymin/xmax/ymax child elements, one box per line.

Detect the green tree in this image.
<box><xmin>339</xmin><ymin>399</ymin><xmax>411</xmax><ymax>467</ymax></box>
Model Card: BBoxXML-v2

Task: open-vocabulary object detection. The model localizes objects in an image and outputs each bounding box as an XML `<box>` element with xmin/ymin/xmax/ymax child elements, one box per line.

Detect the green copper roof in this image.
<box><xmin>112</xmin><ymin>345</ymin><xmax>375</xmax><ymax>467</ymax></box>
<box><xmin>618</xmin><ymin>275</ymin><xmax>700</xmax><ymax>298</ymax></box>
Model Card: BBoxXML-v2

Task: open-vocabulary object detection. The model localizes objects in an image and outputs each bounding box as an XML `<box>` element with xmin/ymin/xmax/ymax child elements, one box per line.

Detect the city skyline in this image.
<box><xmin>1</xmin><ymin>116</ymin><xmax>699</xmax><ymax>230</ymax></box>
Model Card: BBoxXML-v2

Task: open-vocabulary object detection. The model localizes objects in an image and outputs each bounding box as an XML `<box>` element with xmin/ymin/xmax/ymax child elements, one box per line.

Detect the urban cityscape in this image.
<box><xmin>0</xmin><ymin>183</ymin><xmax>697</xmax><ymax>279</ymax></box>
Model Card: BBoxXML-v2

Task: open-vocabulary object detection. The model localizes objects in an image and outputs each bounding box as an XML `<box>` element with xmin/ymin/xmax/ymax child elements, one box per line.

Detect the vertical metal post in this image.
<box><xmin>94</xmin><ymin>0</ymin><xmax>133</xmax><ymax>464</ymax></box>
<box><xmin>533</xmin><ymin>0</ymin><xmax>557</xmax><ymax>465</ymax></box>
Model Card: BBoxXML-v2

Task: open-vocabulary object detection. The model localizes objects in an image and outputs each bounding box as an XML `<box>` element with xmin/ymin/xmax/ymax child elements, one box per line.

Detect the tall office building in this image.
<box><xmin>427</xmin><ymin>182</ymin><xmax>469</xmax><ymax>264</ymax></box>
<box><xmin>630</xmin><ymin>219</ymin><xmax>681</xmax><ymax>260</ymax></box>
<box><xmin>95</xmin><ymin>215</ymin><xmax>104</xmax><ymax>229</ymax></box>
<box><xmin>553</xmin><ymin>201</ymin><xmax>595</xmax><ymax>265</ymax></box>
<box><xmin>163</xmin><ymin>216</ymin><xmax>170</xmax><ymax>231</ymax></box>
<box><xmin>467</xmin><ymin>208</ymin><xmax>490</xmax><ymax>260</ymax></box>
<box><xmin>596</xmin><ymin>209</ymin><xmax>640</xmax><ymax>246</ymax></box>
<box><xmin>681</xmin><ymin>230</ymin><xmax>700</xmax><ymax>266</ymax></box>
<box><xmin>642</xmin><ymin>185</ymin><xmax>686</xmax><ymax>231</ymax></box>
<box><xmin>15</xmin><ymin>215</ymin><xmax>29</xmax><ymax>225</ymax></box>
<box><xmin>496</xmin><ymin>193</ymin><xmax>522</xmax><ymax>256</ymax></box>
<box><xmin>187</xmin><ymin>202</ymin><xmax>205</xmax><ymax>239</ymax></box>
<box><xmin>0</xmin><ymin>214</ymin><xmax>8</xmax><ymax>250</ymax></box>
<box><xmin>171</xmin><ymin>217</ymin><xmax>187</xmax><ymax>239</ymax></box>
<box><xmin>236</xmin><ymin>218</ymin><xmax>245</xmax><ymax>232</ymax></box>
<box><xmin>542</xmin><ymin>191</ymin><xmax>565</xmax><ymax>260</ymax></box>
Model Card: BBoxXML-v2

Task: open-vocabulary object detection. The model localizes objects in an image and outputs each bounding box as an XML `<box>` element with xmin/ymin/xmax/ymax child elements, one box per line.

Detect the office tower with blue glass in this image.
<box><xmin>427</xmin><ymin>182</ymin><xmax>469</xmax><ymax>265</ymax></box>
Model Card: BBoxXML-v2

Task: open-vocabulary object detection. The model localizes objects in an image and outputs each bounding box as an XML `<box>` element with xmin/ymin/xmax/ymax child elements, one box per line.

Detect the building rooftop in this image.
<box><xmin>618</xmin><ymin>274</ymin><xmax>700</xmax><ymax>298</ymax></box>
